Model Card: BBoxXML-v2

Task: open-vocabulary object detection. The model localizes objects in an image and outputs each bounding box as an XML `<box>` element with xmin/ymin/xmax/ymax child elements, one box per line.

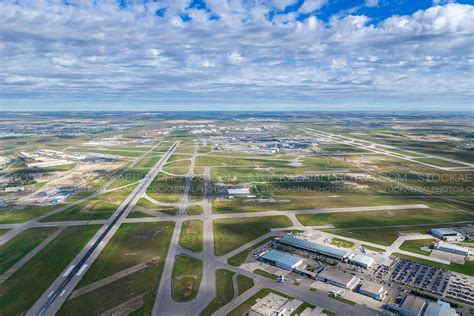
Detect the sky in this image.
<box><xmin>0</xmin><ymin>0</ymin><xmax>473</xmax><ymax>111</ymax></box>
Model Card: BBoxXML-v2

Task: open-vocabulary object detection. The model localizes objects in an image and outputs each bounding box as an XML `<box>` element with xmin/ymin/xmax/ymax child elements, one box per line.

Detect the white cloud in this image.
<box><xmin>228</xmin><ymin>52</ymin><xmax>244</xmax><ymax>64</ymax></box>
<box><xmin>0</xmin><ymin>1</ymin><xmax>472</xmax><ymax>108</ymax></box>
<box><xmin>298</xmin><ymin>0</ymin><xmax>327</xmax><ymax>14</ymax></box>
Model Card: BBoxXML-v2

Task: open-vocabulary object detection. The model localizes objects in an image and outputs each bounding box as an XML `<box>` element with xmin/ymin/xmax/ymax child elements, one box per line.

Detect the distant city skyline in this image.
<box><xmin>1</xmin><ymin>0</ymin><xmax>473</xmax><ymax>111</ymax></box>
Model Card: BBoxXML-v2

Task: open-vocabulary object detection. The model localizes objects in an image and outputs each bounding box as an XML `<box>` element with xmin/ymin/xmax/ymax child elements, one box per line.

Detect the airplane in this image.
<box><xmin>277</xmin><ymin>275</ymin><xmax>286</xmax><ymax>283</ymax></box>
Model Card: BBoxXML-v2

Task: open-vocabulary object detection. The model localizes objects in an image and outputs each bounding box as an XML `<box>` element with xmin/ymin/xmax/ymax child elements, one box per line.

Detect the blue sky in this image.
<box><xmin>0</xmin><ymin>0</ymin><xmax>473</xmax><ymax>111</ymax></box>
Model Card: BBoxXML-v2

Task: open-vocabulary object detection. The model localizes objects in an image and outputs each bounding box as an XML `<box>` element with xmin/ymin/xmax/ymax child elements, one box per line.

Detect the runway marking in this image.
<box><xmin>76</xmin><ymin>264</ymin><xmax>88</xmax><ymax>276</ymax></box>
<box><xmin>63</xmin><ymin>265</ymin><xmax>76</xmax><ymax>277</ymax></box>
<box><xmin>60</xmin><ymin>290</ymin><xmax>65</xmax><ymax>297</ymax></box>
<box><xmin>48</xmin><ymin>291</ymin><xmax>54</xmax><ymax>298</ymax></box>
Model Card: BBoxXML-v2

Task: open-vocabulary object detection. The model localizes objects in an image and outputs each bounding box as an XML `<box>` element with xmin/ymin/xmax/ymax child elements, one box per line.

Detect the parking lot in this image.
<box><xmin>389</xmin><ymin>260</ymin><xmax>451</xmax><ymax>294</ymax></box>
<box><xmin>446</xmin><ymin>273</ymin><xmax>474</xmax><ymax>304</ymax></box>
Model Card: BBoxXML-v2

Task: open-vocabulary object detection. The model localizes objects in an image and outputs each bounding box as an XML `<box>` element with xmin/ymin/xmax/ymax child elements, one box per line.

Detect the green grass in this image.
<box><xmin>0</xmin><ymin>229</ymin><xmax>9</xmax><ymax>235</ymax></box>
<box><xmin>179</xmin><ymin>220</ymin><xmax>203</xmax><ymax>252</ymax></box>
<box><xmin>399</xmin><ymin>239</ymin><xmax>435</xmax><ymax>255</ymax></box>
<box><xmin>214</xmin><ymin>216</ymin><xmax>292</xmax><ymax>256</ymax></box>
<box><xmin>200</xmin><ymin>269</ymin><xmax>235</xmax><ymax>316</ymax></box>
<box><xmin>0</xmin><ymin>204</ymin><xmax>59</xmax><ymax>224</ymax></box>
<box><xmin>136</xmin><ymin>197</ymin><xmax>157</xmax><ymax>209</ymax></box>
<box><xmin>328</xmin><ymin>294</ymin><xmax>356</xmax><ymax>305</ymax></box>
<box><xmin>236</xmin><ymin>275</ymin><xmax>254</xmax><ymax>295</ymax></box>
<box><xmin>323</xmin><ymin>309</ymin><xmax>336</xmax><ymax>316</ymax></box>
<box><xmin>78</xmin><ymin>222</ymin><xmax>175</xmax><ymax>287</ymax></box>
<box><xmin>171</xmin><ymin>256</ymin><xmax>203</xmax><ymax>302</ymax></box>
<box><xmin>361</xmin><ymin>244</ymin><xmax>386</xmax><ymax>253</ymax></box>
<box><xmin>228</xmin><ymin>288</ymin><xmax>293</xmax><ymax>316</ymax></box>
<box><xmin>42</xmin><ymin>200</ymin><xmax>118</xmax><ymax>222</ymax></box>
<box><xmin>329</xmin><ymin>237</ymin><xmax>355</xmax><ymax>248</ymax></box>
<box><xmin>146</xmin><ymin>173</ymin><xmax>186</xmax><ymax>203</ymax></box>
<box><xmin>186</xmin><ymin>205</ymin><xmax>204</xmax><ymax>215</ymax></box>
<box><xmin>60</xmin><ymin>222</ymin><xmax>175</xmax><ymax>316</ymax></box>
<box><xmin>0</xmin><ymin>227</ymin><xmax>57</xmax><ymax>275</ymax></box>
<box><xmin>296</xmin><ymin>208</ymin><xmax>474</xmax><ymax>229</ymax></box>
<box><xmin>127</xmin><ymin>211</ymin><xmax>155</xmax><ymax>218</ymax></box>
<box><xmin>228</xmin><ymin>236</ymin><xmax>275</xmax><ymax>267</ymax></box>
<box><xmin>290</xmin><ymin>302</ymin><xmax>316</xmax><ymax>316</ymax></box>
<box><xmin>0</xmin><ymin>225</ymin><xmax>100</xmax><ymax>315</ymax></box>
<box><xmin>253</xmin><ymin>269</ymin><xmax>278</xmax><ymax>280</ymax></box>
<box><xmin>392</xmin><ymin>252</ymin><xmax>474</xmax><ymax>276</ymax></box>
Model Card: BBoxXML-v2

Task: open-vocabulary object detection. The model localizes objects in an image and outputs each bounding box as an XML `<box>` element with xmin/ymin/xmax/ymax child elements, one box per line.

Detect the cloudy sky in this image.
<box><xmin>0</xmin><ymin>0</ymin><xmax>473</xmax><ymax>111</ymax></box>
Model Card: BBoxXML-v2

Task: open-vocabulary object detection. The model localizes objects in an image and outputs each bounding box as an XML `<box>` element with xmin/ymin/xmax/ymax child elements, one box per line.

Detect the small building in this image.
<box><xmin>399</xmin><ymin>295</ymin><xmax>426</xmax><ymax>316</ymax></box>
<box><xmin>277</xmin><ymin>236</ymin><xmax>350</xmax><ymax>260</ymax></box>
<box><xmin>350</xmin><ymin>254</ymin><xmax>374</xmax><ymax>269</ymax></box>
<box><xmin>260</xmin><ymin>250</ymin><xmax>303</xmax><ymax>271</ymax></box>
<box><xmin>3</xmin><ymin>186</ymin><xmax>25</xmax><ymax>193</ymax></box>
<box><xmin>227</xmin><ymin>188</ymin><xmax>251</xmax><ymax>195</ymax></box>
<box><xmin>435</xmin><ymin>242</ymin><xmax>469</xmax><ymax>257</ymax></box>
<box><xmin>431</xmin><ymin>228</ymin><xmax>463</xmax><ymax>241</ymax></box>
<box><xmin>423</xmin><ymin>301</ymin><xmax>456</xmax><ymax>316</ymax></box>
<box><xmin>317</xmin><ymin>268</ymin><xmax>360</xmax><ymax>290</ymax></box>
<box><xmin>359</xmin><ymin>281</ymin><xmax>385</xmax><ymax>300</ymax></box>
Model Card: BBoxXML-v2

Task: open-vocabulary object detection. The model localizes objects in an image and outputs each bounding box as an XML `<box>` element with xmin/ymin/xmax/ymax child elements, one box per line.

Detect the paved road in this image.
<box><xmin>27</xmin><ymin>142</ymin><xmax>179</xmax><ymax>316</ymax></box>
<box><xmin>153</xmin><ymin>144</ymin><xmax>218</xmax><ymax>315</ymax></box>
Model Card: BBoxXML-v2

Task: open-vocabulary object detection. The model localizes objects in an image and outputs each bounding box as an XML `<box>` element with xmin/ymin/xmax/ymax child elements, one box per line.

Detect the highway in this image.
<box><xmin>26</xmin><ymin>142</ymin><xmax>178</xmax><ymax>316</ymax></box>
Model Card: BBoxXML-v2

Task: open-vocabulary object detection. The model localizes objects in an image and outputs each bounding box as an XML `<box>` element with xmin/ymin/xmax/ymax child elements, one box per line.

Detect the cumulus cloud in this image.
<box><xmin>298</xmin><ymin>0</ymin><xmax>327</xmax><ymax>14</ymax></box>
<box><xmin>0</xmin><ymin>1</ymin><xmax>472</xmax><ymax>109</ymax></box>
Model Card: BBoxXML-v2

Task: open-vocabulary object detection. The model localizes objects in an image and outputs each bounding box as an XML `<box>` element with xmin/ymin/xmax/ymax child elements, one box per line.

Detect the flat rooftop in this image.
<box><xmin>278</xmin><ymin>236</ymin><xmax>350</xmax><ymax>259</ymax></box>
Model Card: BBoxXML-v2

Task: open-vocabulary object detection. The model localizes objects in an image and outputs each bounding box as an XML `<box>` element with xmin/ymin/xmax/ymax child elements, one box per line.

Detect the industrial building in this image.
<box><xmin>349</xmin><ymin>254</ymin><xmax>374</xmax><ymax>269</ymax></box>
<box><xmin>397</xmin><ymin>295</ymin><xmax>426</xmax><ymax>316</ymax></box>
<box><xmin>359</xmin><ymin>281</ymin><xmax>385</xmax><ymax>300</ymax></box>
<box><xmin>434</xmin><ymin>242</ymin><xmax>469</xmax><ymax>256</ymax></box>
<box><xmin>317</xmin><ymin>268</ymin><xmax>360</xmax><ymax>290</ymax></box>
<box><xmin>431</xmin><ymin>228</ymin><xmax>464</xmax><ymax>241</ymax></box>
<box><xmin>260</xmin><ymin>250</ymin><xmax>303</xmax><ymax>271</ymax></box>
<box><xmin>423</xmin><ymin>301</ymin><xmax>456</xmax><ymax>316</ymax></box>
<box><xmin>276</xmin><ymin>236</ymin><xmax>350</xmax><ymax>260</ymax></box>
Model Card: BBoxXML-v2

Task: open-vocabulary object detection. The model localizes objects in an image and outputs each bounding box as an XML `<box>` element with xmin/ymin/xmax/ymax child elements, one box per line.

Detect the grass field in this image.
<box><xmin>228</xmin><ymin>236</ymin><xmax>275</xmax><ymax>266</ymax></box>
<box><xmin>228</xmin><ymin>288</ymin><xmax>292</xmax><ymax>316</ymax></box>
<box><xmin>60</xmin><ymin>222</ymin><xmax>174</xmax><ymax>315</ymax></box>
<box><xmin>236</xmin><ymin>275</ymin><xmax>254</xmax><ymax>295</ymax></box>
<box><xmin>329</xmin><ymin>237</ymin><xmax>355</xmax><ymax>248</ymax></box>
<box><xmin>186</xmin><ymin>205</ymin><xmax>204</xmax><ymax>215</ymax></box>
<box><xmin>171</xmin><ymin>255</ymin><xmax>203</xmax><ymax>302</ymax></box>
<box><xmin>0</xmin><ymin>225</ymin><xmax>100</xmax><ymax>315</ymax></box>
<box><xmin>146</xmin><ymin>173</ymin><xmax>186</xmax><ymax>203</ymax></box>
<box><xmin>42</xmin><ymin>200</ymin><xmax>118</xmax><ymax>222</ymax></box>
<box><xmin>0</xmin><ymin>227</ymin><xmax>57</xmax><ymax>275</ymax></box>
<box><xmin>0</xmin><ymin>229</ymin><xmax>8</xmax><ymax>235</ymax></box>
<box><xmin>253</xmin><ymin>268</ymin><xmax>278</xmax><ymax>279</ymax></box>
<box><xmin>0</xmin><ymin>204</ymin><xmax>58</xmax><ymax>224</ymax></box>
<box><xmin>214</xmin><ymin>216</ymin><xmax>292</xmax><ymax>256</ymax></box>
<box><xmin>297</xmin><ymin>208</ymin><xmax>474</xmax><ymax>230</ymax></box>
<box><xmin>200</xmin><ymin>269</ymin><xmax>235</xmax><ymax>316</ymax></box>
<box><xmin>392</xmin><ymin>252</ymin><xmax>474</xmax><ymax>276</ymax></box>
<box><xmin>399</xmin><ymin>239</ymin><xmax>435</xmax><ymax>255</ymax></box>
<box><xmin>179</xmin><ymin>220</ymin><xmax>203</xmax><ymax>252</ymax></box>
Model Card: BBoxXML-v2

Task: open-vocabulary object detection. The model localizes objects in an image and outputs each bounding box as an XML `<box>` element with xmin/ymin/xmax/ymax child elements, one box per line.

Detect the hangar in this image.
<box><xmin>260</xmin><ymin>250</ymin><xmax>304</xmax><ymax>271</ymax></box>
<box><xmin>276</xmin><ymin>236</ymin><xmax>350</xmax><ymax>260</ymax></box>
<box><xmin>317</xmin><ymin>268</ymin><xmax>360</xmax><ymax>290</ymax></box>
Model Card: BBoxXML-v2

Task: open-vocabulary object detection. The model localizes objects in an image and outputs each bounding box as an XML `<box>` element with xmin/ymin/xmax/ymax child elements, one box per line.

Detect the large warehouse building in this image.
<box><xmin>359</xmin><ymin>281</ymin><xmax>385</xmax><ymax>300</ymax></box>
<box><xmin>434</xmin><ymin>242</ymin><xmax>469</xmax><ymax>256</ymax></box>
<box><xmin>260</xmin><ymin>250</ymin><xmax>304</xmax><ymax>271</ymax></box>
<box><xmin>317</xmin><ymin>268</ymin><xmax>360</xmax><ymax>290</ymax></box>
<box><xmin>431</xmin><ymin>228</ymin><xmax>463</xmax><ymax>241</ymax></box>
<box><xmin>276</xmin><ymin>236</ymin><xmax>350</xmax><ymax>260</ymax></box>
